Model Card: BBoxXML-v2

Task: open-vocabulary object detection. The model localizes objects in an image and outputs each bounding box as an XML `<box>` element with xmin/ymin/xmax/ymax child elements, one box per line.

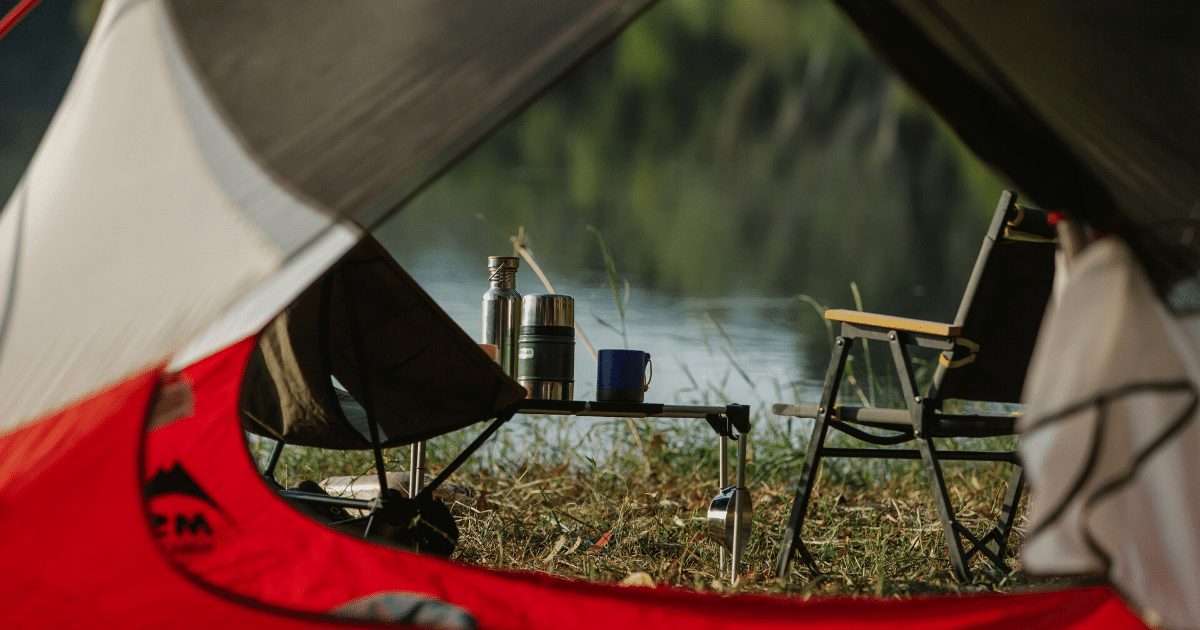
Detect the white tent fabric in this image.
<box><xmin>0</xmin><ymin>0</ymin><xmax>657</xmax><ymax>440</ymax></box>
<box><xmin>167</xmin><ymin>227</ymin><xmax>359</xmax><ymax>372</ymax></box>
<box><xmin>1020</xmin><ymin>236</ymin><xmax>1200</xmax><ymax>628</ymax></box>
<box><xmin>0</xmin><ymin>0</ymin><xmax>355</xmax><ymax>435</ymax></box>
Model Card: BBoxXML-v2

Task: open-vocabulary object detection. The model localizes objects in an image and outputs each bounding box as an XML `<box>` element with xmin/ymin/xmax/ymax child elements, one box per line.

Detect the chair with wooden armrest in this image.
<box><xmin>774</xmin><ymin>190</ymin><xmax>1057</xmax><ymax>582</ymax></box>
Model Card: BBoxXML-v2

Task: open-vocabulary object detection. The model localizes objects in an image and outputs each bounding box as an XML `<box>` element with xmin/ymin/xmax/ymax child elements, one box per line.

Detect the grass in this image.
<box><xmin>251</xmin><ymin>404</ymin><xmax>1048</xmax><ymax>597</ymax></box>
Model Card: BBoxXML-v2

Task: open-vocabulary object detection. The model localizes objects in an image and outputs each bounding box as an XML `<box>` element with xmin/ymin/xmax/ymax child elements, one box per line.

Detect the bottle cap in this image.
<box><xmin>487</xmin><ymin>256</ymin><xmax>519</xmax><ymax>268</ymax></box>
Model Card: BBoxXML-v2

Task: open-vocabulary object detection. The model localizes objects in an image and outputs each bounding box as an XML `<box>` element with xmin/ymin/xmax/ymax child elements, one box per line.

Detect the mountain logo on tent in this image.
<box><xmin>144</xmin><ymin>463</ymin><xmax>218</xmax><ymax>508</ymax></box>
<box><xmin>145</xmin><ymin>463</ymin><xmax>237</xmax><ymax>556</ymax></box>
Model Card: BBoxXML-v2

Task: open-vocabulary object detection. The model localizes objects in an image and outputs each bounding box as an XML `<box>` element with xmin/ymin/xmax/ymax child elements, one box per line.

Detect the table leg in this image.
<box><xmin>409</xmin><ymin>442</ymin><xmax>428</xmax><ymax>496</ymax></box>
<box><xmin>718</xmin><ymin>434</ymin><xmax>728</xmax><ymax>573</ymax></box>
<box><xmin>416</xmin><ymin>441</ymin><xmax>427</xmax><ymax>493</ymax></box>
<box><xmin>731</xmin><ymin>432</ymin><xmax>747</xmax><ymax>583</ymax></box>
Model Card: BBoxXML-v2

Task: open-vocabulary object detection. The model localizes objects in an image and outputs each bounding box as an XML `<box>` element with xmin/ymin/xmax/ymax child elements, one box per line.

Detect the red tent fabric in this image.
<box><xmin>0</xmin><ymin>338</ymin><xmax>1145</xmax><ymax>628</ymax></box>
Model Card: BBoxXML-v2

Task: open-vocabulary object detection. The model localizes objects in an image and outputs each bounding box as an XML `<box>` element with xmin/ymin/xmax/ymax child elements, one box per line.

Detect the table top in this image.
<box><xmin>515</xmin><ymin>400</ymin><xmax>750</xmax><ymax>434</ymax></box>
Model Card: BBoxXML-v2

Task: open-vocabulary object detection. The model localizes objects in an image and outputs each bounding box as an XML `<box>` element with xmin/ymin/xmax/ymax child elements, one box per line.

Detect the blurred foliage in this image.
<box><xmin>1</xmin><ymin>0</ymin><xmax>1009</xmax><ymax>327</ymax></box>
<box><xmin>69</xmin><ymin>0</ymin><xmax>102</xmax><ymax>39</ymax></box>
<box><xmin>378</xmin><ymin>0</ymin><xmax>1007</xmax><ymax>325</ymax></box>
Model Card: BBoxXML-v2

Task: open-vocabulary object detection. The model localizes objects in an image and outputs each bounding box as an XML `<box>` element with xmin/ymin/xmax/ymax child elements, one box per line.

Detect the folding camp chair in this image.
<box><xmin>241</xmin><ymin>235</ymin><xmax>529</xmax><ymax>556</ymax></box>
<box><xmin>773</xmin><ymin>190</ymin><xmax>1056</xmax><ymax>581</ymax></box>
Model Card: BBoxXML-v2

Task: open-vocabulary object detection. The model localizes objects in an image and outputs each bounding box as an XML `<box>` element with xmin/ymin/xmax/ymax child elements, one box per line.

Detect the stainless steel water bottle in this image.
<box><xmin>482</xmin><ymin>256</ymin><xmax>522</xmax><ymax>376</ymax></box>
<box><xmin>517</xmin><ymin>294</ymin><xmax>574</xmax><ymax>400</ymax></box>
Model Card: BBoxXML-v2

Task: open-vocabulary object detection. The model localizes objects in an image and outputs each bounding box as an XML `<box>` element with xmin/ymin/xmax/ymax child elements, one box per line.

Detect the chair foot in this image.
<box><xmin>776</xmin><ymin>534</ymin><xmax>820</xmax><ymax>580</ymax></box>
<box><xmin>795</xmin><ymin>539</ymin><xmax>820</xmax><ymax>576</ymax></box>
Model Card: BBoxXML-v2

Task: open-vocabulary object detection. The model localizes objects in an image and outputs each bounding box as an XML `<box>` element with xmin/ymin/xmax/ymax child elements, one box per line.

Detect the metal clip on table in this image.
<box><xmin>516</xmin><ymin>400</ymin><xmax>752</xmax><ymax>583</ymax></box>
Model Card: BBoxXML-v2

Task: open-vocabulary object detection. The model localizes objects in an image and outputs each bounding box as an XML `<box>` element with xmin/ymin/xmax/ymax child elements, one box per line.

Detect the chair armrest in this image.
<box><xmin>772</xmin><ymin>403</ymin><xmax>820</xmax><ymax>418</ymax></box>
<box><xmin>825</xmin><ymin>309</ymin><xmax>961</xmax><ymax>337</ymax></box>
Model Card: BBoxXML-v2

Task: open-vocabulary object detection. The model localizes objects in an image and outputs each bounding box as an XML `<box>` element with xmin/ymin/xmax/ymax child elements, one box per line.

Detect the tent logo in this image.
<box><xmin>150</xmin><ymin>512</ymin><xmax>212</xmax><ymax>537</ymax></box>
<box><xmin>145</xmin><ymin>463</ymin><xmax>235</xmax><ymax>556</ymax></box>
<box><xmin>144</xmin><ymin>463</ymin><xmax>219</xmax><ymax>507</ymax></box>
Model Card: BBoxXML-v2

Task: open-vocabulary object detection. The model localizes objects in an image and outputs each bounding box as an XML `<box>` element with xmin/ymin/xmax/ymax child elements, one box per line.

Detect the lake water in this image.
<box><xmin>394</xmin><ymin>244</ymin><xmax>825</xmax><ymax>430</ymax></box>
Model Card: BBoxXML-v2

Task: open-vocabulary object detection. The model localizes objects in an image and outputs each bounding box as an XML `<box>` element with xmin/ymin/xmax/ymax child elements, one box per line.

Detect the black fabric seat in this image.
<box><xmin>773</xmin><ymin>190</ymin><xmax>1057</xmax><ymax>582</ymax></box>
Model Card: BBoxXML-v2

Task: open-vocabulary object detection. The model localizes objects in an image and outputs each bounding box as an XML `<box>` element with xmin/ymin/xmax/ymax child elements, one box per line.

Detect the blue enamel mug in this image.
<box><xmin>596</xmin><ymin>349</ymin><xmax>652</xmax><ymax>402</ymax></box>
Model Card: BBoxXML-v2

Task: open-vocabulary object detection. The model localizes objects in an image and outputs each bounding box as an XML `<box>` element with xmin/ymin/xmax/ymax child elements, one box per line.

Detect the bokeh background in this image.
<box><xmin>0</xmin><ymin>0</ymin><xmax>1008</xmax><ymax>399</ymax></box>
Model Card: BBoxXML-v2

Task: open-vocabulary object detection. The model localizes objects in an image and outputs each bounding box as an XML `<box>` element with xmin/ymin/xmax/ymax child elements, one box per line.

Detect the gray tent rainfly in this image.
<box><xmin>835</xmin><ymin>0</ymin><xmax>1200</xmax><ymax>310</ymax></box>
<box><xmin>164</xmin><ymin>0</ymin><xmax>655</xmax><ymax>230</ymax></box>
<box><xmin>832</xmin><ymin>1</ymin><xmax>1200</xmax><ymax>626</ymax></box>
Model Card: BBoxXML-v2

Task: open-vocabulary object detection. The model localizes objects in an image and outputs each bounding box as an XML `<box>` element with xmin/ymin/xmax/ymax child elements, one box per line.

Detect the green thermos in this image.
<box><xmin>517</xmin><ymin>294</ymin><xmax>574</xmax><ymax>400</ymax></box>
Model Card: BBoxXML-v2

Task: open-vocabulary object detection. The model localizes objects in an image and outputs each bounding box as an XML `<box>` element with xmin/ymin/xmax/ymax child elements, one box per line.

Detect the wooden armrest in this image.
<box><xmin>825</xmin><ymin>309</ymin><xmax>960</xmax><ymax>337</ymax></box>
<box><xmin>772</xmin><ymin>403</ymin><xmax>820</xmax><ymax>418</ymax></box>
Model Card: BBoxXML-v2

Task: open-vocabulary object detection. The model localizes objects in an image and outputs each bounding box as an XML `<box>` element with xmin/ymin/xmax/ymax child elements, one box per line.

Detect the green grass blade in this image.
<box><xmin>586</xmin><ymin>226</ymin><xmax>624</xmax><ymax>319</ymax></box>
<box><xmin>849</xmin><ymin>282</ymin><xmax>877</xmax><ymax>407</ymax></box>
<box><xmin>795</xmin><ymin>293</ymin><xmax>833</xmax><ymax>352</ymax></box>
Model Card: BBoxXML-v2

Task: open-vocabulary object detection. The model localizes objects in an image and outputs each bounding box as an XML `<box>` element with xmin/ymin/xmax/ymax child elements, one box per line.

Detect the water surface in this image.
<box><xmin>395</xmin><ymin>243</ymin><xmax>823</xmax><ymax>426</ymax></box>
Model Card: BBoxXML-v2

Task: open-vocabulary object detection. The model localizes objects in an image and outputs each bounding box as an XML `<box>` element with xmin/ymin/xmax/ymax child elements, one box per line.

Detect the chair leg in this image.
<box><xmin>263</xmin><ymin>439</ymin><xmax>285</xmax><ymax>487</ymax></box>
<box><xmin>914</xmin><ymin>436</ymin><xmax>973</xmax><ymax>581</ymax></box>
<box><xmin>776</xmin><ymin>336</ymin><xmax>853</xmax><ymax>579</ymax></box>
<box><xmin>987</xmin><ymin>463</ymin><xmax>1025</xmax><ymax>563</ymax></box>
<box><xmin>887</xmin><ymin>332</ymin><xmax>973</xmax><ymax>581</ymax></box>
<box><xmin>775</xmin><ymin>416</ymin><xmax>826</xmax><ymax>578</ymax></box>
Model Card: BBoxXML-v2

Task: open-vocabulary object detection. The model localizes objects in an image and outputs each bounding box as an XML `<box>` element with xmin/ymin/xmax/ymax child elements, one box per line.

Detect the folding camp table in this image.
<box><xmin>267</xmin><ymin>400</ymin><xmax>752</xmax><ymax>582</ymax></box>
<box><xmin>407</xmin><ymin>401</ymin><xmax>753</xmax><ymax>582</ymax></box>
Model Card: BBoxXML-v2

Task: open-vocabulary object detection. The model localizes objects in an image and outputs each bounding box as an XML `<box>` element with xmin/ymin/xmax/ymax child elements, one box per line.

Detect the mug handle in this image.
<box><xmin>643</xmin><ymin>357</ymin><xmax>653</xmax><ymax>392</ymax></box>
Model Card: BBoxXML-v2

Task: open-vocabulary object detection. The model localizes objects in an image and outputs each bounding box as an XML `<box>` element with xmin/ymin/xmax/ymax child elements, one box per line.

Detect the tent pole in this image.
<box><xmin>0</xmin><ymin>0</ymin><xmax>43</xmax><ymax>42</ymax></box>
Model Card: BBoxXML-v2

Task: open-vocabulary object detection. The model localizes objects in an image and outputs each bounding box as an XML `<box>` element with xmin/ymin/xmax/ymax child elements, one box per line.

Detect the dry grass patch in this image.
<box><xmin>252</xmin><ymin>417</ymin><xmax>1054</xmax><ymax>597</ymax></box>
<box><xmin>449</xmin><ymin>457</ymin><xmax>1042</xmax><ymax>597</ymax></box>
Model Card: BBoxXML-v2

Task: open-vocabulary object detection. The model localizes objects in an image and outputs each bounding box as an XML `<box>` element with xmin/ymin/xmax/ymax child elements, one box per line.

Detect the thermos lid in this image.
<box><xmin>521</xmin><ymin>293</ymin><xmax>574</xmax><ymax>327</ymax></box>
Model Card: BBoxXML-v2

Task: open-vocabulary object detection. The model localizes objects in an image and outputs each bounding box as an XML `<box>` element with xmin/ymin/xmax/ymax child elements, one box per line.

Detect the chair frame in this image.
<box><xmin>775</xmin><ymin>190</ymin><xmax>1054</xmax><ymax>582</ymax></box>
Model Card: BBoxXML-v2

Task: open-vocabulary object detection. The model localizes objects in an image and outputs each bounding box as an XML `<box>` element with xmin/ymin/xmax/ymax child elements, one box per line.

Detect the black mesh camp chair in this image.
<box><xmin>773</xmin><ymin>190</ymin><xmax>1056</xmax><ymax>582</ymax></box>
<box><xmin>242</xmin><ymin>235</ymin><xmax>528</xmax><ymax>556</ymax></box>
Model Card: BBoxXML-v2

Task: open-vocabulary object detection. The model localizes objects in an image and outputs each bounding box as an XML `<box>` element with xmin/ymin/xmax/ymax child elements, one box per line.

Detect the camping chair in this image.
<box><xmin>773</xmin><ymin>190</ymin><xmax>1056</xmax><ymax>582</ymax></box>
<box><xmin>241</xmin><ymin>235</ymin><xmax>529</xmax><ymax>555</ymax></box>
